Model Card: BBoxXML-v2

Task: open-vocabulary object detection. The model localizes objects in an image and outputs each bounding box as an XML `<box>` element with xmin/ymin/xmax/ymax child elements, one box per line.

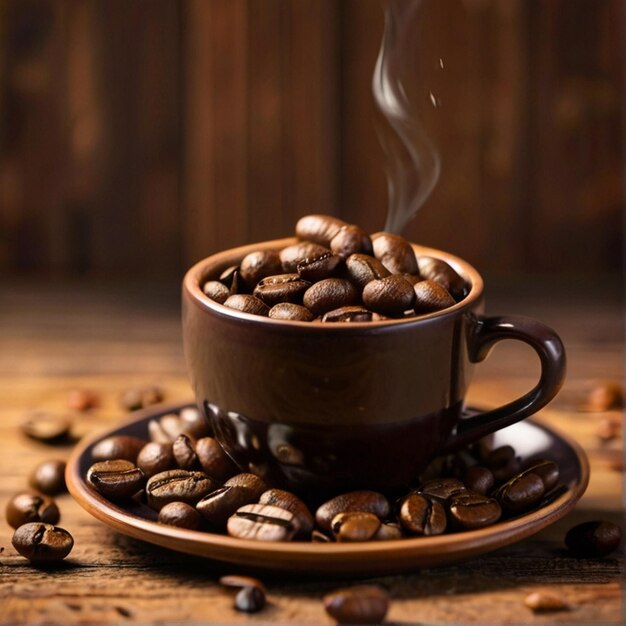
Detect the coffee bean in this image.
<box><xmin>149</xmin><ymin>410</ymin><xmax>210</xmax><ymax>444</ymax></box>
<box><xmin>345</xmin><ymin>253</ymin><xmax>391</xmax><ymax>290</ymax></box>
<box><xmin>6</xmin><ymin>493</ymin><xmax>60</xmax><ymax>529</ymax></box>
<box><xmin>235</xmin><ymin>585</ymin><xmax>266</xmax><ymax>613</ymax></box>
<box><xmin>448</xmin><ymin>492</ymin><xmax>502</xmax><ymax>529</ymax></box>
<box><xmin>280</xmin><ymin>241</ymin><xmax>329</xmax><ymax>272</ymax></box>
<box><xmin>253</xmin><ymin>274</ymin><xmax>311</xmax><ymax>306</ymax></box>
<box><xmin>19</xmin><ymin>411</ymin><xmax>72</xmax><ymax>443</ymax></box>
<box><xmin>219</xmin><ymin>575</ymin><xmax>267</xmax><ymax>595</ymax></box>
<box><xmin>172</xmin><ymin>434</ymin><xmax>199</xmax><ymax>470</ymax></box>
<box><xmin>373</xmin><ymin>522</ymin><xmax>403</xmax><ymax>541</ymax></box>
<box><xmin>227</xmin><ymin>503</ymin><xmax>298</xmax><ymax>541</ymax></box>
<box><xmin>224</xmin><ymin>473</ymin><xmax>268</xmax><ymax>498</ymax></box>
<box><xmin>223</xmin><ymin>294</ymin><xmax>270</xmax><ymax>316</ymax></box>
<box><xmin>565</xmin><ymin>521</ymin><xmax>622</xmax><ymax>558</ymax></box>
<box><xmin>312</xmin><ymin>529</ymin><xmax>333</xmax><ymax>542</ymax></box>
<box><xmin>524</xmin><ymin>591</ymin><xmax>569</xmax><ymax>613</ymax></box>
<box><xmin>268</xmin><ymin>302</ymin><xmax>314</xmax><ymax>322</ymax></box>
<box><xmin>12</xmin><ymin>522</ymin><xmax>74</xmax><ymax>563</ymax></box>
<box><xmin>158</xmin><ymin>501</ymin><xmax>202</xmax><ymax>530</ymax></box>
<box><xmin>136</xmin><ymin>442</ymin><xmax>175</xmax><ymax>478</ymax></box>
<box><xmin>595</xmin><ymin>416</ymin><xmax>621</xmax><ymax>441</ymax></box>
<box><xmin>399</xmin><ymin>492</ymin><xmax>447</xmax><ymax>536</ymax></box>
<box><xmin>485</xmin><ymin>445</ymin><xmax>515</xmax><ymax>469</ymax></box>
<box><xmin>146</xmin><ymin>470</ymin><xmax>217</xmax><ymax>510</ymax></box>
<box><xmin>492</xmin><ymin>456</ymin><xmax>522</xmax><ymax>484</ymax></box>
<box><xmin>295</xmin><ymin>214</ymin><xmax>346</xmax><ymax>247</ymax></box>
<box><xmin>119</xmin><ymin>385</ymin><xmax>164</xmax><ymax>411</ymax></box>
<box><xmin>495</xmin><ymin>471</ymin><xmax>545</xmax><ymax>515</ymax></box>
<box><xmin>302</xmin><ymin>278</ymin><xmax>358</xmax><ymax>316</ymax></box>
<box><xmin>372</xmin><ymin>232</ymin><xmax>419</xmax><ymax>274</ymax></box>
<box><xmin>417</xmin><ymin>255</ymin><xmax>467</xmax><ymax>300</ymax></box>
<box><xmin>362</xmin><ymin>275</ymin><xmax>416</xmax><ymax>315</ymax></box>
<box><xmin>179</xmin><ymin>406</ymin><xmax>211</xmax><ymax>438</ymax></box>
<box><xmin>29</xmin><ymin>460</ymin><xmax>67</xmax><ymax>496</ymax></box>
<box><xmin>219</xmin><ymin>264</ymin><xmax>240</xmax><ymax>289</ymax></box>
<box><xmin>321</xmin><ymin>306</ymin><xmax>375</xmax><ymax>323</ymax></box>
<box><xmin>521</xmin><ymin>460</ymin><xmax>559</xmax><ymax>492</ymax></box>
<box><xmin>579</xmin><ymin>381</ymin><xmax>624</xmax><ymax>412</ymax></box>
<box><xmin>462</xmin><ymin>466</ymin><xmax>495</xmax><ymax>495</ymax></box>
<box><xmin>91</xmin><ymin>435</ymin><xmax>145</xmax><ymax>463</ymax></box>
<box><xmin>195</xmin><ymin>437</ymin><xmax>239</xmax><ymax>481</ymax></box>
<box><xmin>259</xmin><ymin>489</ymin><xmax>314</xmax><ymax>536</ymax></box>
<box><xmin>413</xmin><ymin>280</ymin><xmax>456</xmax><ymax>313</ymax></box>
<box><xmin>196</xmin><ymin>485</ymin><xmax>259</xmax><ymax>528</ymax></box>
<box><xmin>331</xmin><ymin>512</ymin><xmax>381</xmax><ymax>542</ymax></box>
<box><xmin>419</xmin><ymin>478</ymin><xmax>466</xmax><ymax>503</ymax></box>
<box><xmin>323</xmin><ymin>585</ymin><xmax>389</xmax><ymax>625</ymax></box>
<box><xmin>315</xmin><ymin>491</ymin><xmax>390</xmax><ymax>533</ymax></box>
<box><xmin>296</xmin><ymin>250</ymin><xmax>342</xmax><ymax>282</ymax></box>
<box><xmin>87</xmin><ymin>460</ymin><xmax>145</xmax><ymax>499</ymax></box>
<box><xmin>239</xmin><ymin>249</ymin><xmax>282</xmax><ymax>288</ymax></box>
<box><xmin>202</xmin><ymin>280</ymin><xmax>230</xmax><ymax>304</ymax></box>
<box><xmin>67</xmin><ymin>389</ymin><xmax>100</xmax><ymax>411</ymax></box>
<box><xmin>330</xmin><ymin>224</ymin><xmax>372</xmax><ymax>258</ymax></box>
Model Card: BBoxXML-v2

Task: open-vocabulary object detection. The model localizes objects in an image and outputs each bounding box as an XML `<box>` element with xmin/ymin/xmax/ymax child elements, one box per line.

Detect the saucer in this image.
<box><xmin>66</xmin><ymin>403</ymin><xmax>589</xmax><ymax>575</ymax></box>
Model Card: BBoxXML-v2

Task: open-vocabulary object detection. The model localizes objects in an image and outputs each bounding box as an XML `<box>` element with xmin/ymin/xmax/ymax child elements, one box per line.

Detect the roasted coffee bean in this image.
<box><xmin>331</xmin><ymin>512</ymin><xmax>381</xmax><ymax>542</ymax></box>
<box><xmin>149</xmin><ymin>410</ymin><xmax>210</xmax><ymax>444</ymax></box>
<box><xmin>6</xmin><ymin>493</ymin><xmax>60</xmax><ymax>529</ymax></box>
<box><xmin>495</xmin><ymin>471</ymin><xmax>545</xmax><ymax>515</ymax></box>
<box><xmin>219</xmin><ymin>575</ymin><xmax>267</xmax><ymax>595</ymax></box>
<box><xmin>595</xmin><ymin>416</ymin><xmax>621</xmax><ymax>441</ymax></box>
<box><xmin>280</xmin><ymin>241</ymin><xmax>329</xmax><ymax>272</ymax></box>
<box><xmin>195</xmin><ymin>437</ymin><xmax>238</xmax><ymax>481</ymax></box>
<box><xmin>12</xmin><ymin>522</ymin><xmax>74</xmax><ymax>563</ymax></box>
<box><xmin>323</xmin><ymin>585</ymin><xmax>389</xmax><ymax>625</ymax></box>
<box><xmin>413</xmin><ymin>280</ymin><xmax>456</xmax><ymax>313</ymax></box>
<box><xmin>330</xmin><ymin>224</ymin><xmax>373</xmax><ymax>258</ymax></box>
<box><xmin>91</xmin><ymin>435</ymin><xmax>145</xmax><ymax>463</ymax></box>
<box><xmin>227</xmin><ymin>503</ymin><xmax>298</xmax><ymax>541</ymax></box>
<box><xmin>312</xmin><ymin>530</ymin><xmax>333</xmax><ymax>542</ymax></box>
<box><xmin>268</xmin><ymin>302</ymin><xmax>314</xmax><ymax>322</ymax></box>
<box><xmin>87</xmin><ymin>460</ymin><xmax>145</xmax><ymax>499</ymax></box>
<box><xmin>462</xmin><ymin>466</ymin><xmax>495</xmax><ymax>495</ymax></box>
<box><xmin>486</xmin><ymin>445</ymin><xmax>515</xmax><ymax>469</ymax></box>
<box><xmin>296</xmin><ymin>249</ymin><xmax>342</xmax><ymax>282</ymax></box>
<box><xmin>253</xmin><ymin>273</ymin><xmax>311</xmax><ymax>306</ymax></box>
<box><xmin>400</xmin><ymin>272</ymin><xmax>421</xmax><ymax>286</ymax></box>
<box><xmin>158</xmin><ymin>501</ymin><xmax>202</xmax><ymax>530</ymax></box>
<box><xmin>225</xmin><ymin>473</ymin><xmax>268</xmax><ymax>498</ymax></box>
<box><xmin>399</xmin><ymin>492</ymin><xmax>447</xmax><ymax>536</ymax></box>
<box><xmin>373</xmin><ymin>522</ymin><xmax>403</xmax><ymax>541</ymax></box>
<box><xmin>29</xmin><ymin>460</ymin><xmax>67</xmax><ymax>496</ymax></box>
<box><xmin>178</xmin><ymin>406</ymin><xmax>211</xmax><ymax>437</ymax></box>
<box><xmin>419</xmin><ymin>478</ymin><xmax>466</xmax><ymax>503</ymax></box>
<box><xmin>202</xmin><ymin>280</ymin><xmax>230</xmax><ymax>304</ymax></box>
<box><xmin>136</xmin><ymin>442</ymin><xmax>175</xmax><ymax>478</ymax></box>
<box><xmin>172</xmin><ymin>434</ymin><xmax>199</xmax><ymax>470</ymax></box>
<box><xmin>235</xmin><ymin>586</ymin><xmax>266</xmax><ymax>613</ymax></box>
<box><xmin>196</xmin><ymin>485</ymin><xmax>259</xmax><ymax>528</ymax></box>
<box><xmin>223</xmin><ymin>294</ymin><xmax>270</xmax><ymax>316</ymax></box>
<box><xmin>417</xmin><ymin>255</ymin><xmax>467</xmax><ymax>300</ymax></box>
<box><xmin>344</xmin><ymin>253</ymin><xmax>391</xmax><ymax>290</ymax></box>
<box><xmin>448</xmin><ymin>492</ymin><xmax>502</xmax><ymax>529</ymax></box>
<box><xmin>302</xmin><ymin>278</ymin><xmax>358</xmax><ymax>316</ymax></box>
<box><xmin>295</xmin><ymin>214</ymin><xmax>346</xmax><ymax>247</ymax></box>
<box><xmin>67</xmin><ymin>388</ymin><xmax>100</xmax><ymax>411</ymax></box>
<box><xmin>119</xmin><ymin>385</ymin><xmax>164</xmax><ymax>411</ymax></box>
<box><xmin>492</xmin><ymin>456</ymin><xmax>522</xmax><ymax>484</ymax></box>
<box><xmin>19</xmin><ymin>411</ymin><xmax>72</xmax><ymax>443</ymax></box>
<box><xmin>259</xmin><ymin>489</ymin><xmax>314</xmax><ymax>536</ymax></box>
<box><xmin>239</xmin><ymin>249</ymin><xmax>282</xmax><ymax>287</ymax></box>
<box><xmin>146</xmin><ymin>470</ymin><xmax>217</xmax><ymax>510</ymax></box>
<box><xmin>579</xmin><ymin>381</ymin><xmax>624</xmax><ymax>412</ymax></box>
<box><xmin>321</xmin><ymin>306</ymin><xmax>374</xmax><ymax>323</ymax></box>
<box><xmin>315</xmin><ymin>490</ymin><xmax>390</xmax><ymax>533</ymax></box>
<box><xmin>371</xmin><ymin>232</ymin><xmax>419</xmax><ymax>275</ymax></box>
<box><xmin>524</xmin><ymin>591</ymin><xmax>569</xmax><ymax>613</ymax></box>
<box><xmin>565</xmin><ymin>521</ymin><xmax>622</xmax><ymax>558</ymax></box>
<box><xmin>362</xmin><ymin>275</ymin><xmax>416</xmax><ymax>315</ymax></box>
<box><xmin>521</xmin><ymin>460</ymin><xmax>559</xmax><ymax>492</ymax></box>
<box><xmin>219</xmin><ymin>264</ymin><xmax>240</xmax><ymax>289</ymax></box>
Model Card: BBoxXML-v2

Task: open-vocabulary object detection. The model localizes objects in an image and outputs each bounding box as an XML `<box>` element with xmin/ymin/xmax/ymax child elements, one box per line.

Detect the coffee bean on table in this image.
<box><xmin>362</xmin><ymin>275</ymin><xmax>416</xmax><ymax>315</ymax></box>
<box><xmin>87</xmin><ymin>460</ymin><xmax>145</xmax><ymax>499</ymax></box>
<box><xmin>146</xmin><ymin>470</ymin><xmax>218</xmax><ymax>510</ymax></box>
<box><xmin>158</xmin><ymin>501</ymin><xmax>202</xmax><ymax>530</ymax></box>
<box><xmin>195</xmin><ymin>437</ymin><xmax>239</xmax><ymax>481</ymax></box>
<box><xmin>524</xmin><ymin>591</ymin><xmax>569</xmax><ymax>613</ymax></box>
<box><xmin>172</xmin><ymin>434</ymin><xmax>199</xmax><ymax>470</ymax></box>
<box><xmin>119</xmin><ymin>385</ymin><xmax>164</xmax><ymax>411</ymax></box>
<box><xmin>448</xmin><ymin>492</ymin><xmax>502</xmax><ymax>530</ymax></box>
<box><xmin>239</xmin><ymin>249</ymin><xmax>282</xmax><ymax>288</ymax></box>
<box><xmin>268</xmin><ymin>302</ymin><xmax>314</xmax><ymax>322</ymax></box>
<box><xmin>29</xmin><ymin>460</ymin><xmax>67</xmax><ymax>495</ymax></box>
<box><xmin>399</xmin><ymin>492</ymin><xmax>447</xmax><ymax>536</ymax></box>
<box><xmin>67</xmin><ymin>389</ymin><xmax>100</xmax><ymax>411</ymax></box>
<box><xmin>302</xmin><ymin>278</ymin><xmax>358</xmax><ymax>316</ymax></box>
<box><xmin>223</xmin><ymin>294</ymin><xmax>270</xmax><ymax>316</ymax></box>
<box><xmin>296</xmin><ymin>250</ymin><xmax>342</xmax><ymax>282</ymax></box>
<box><xmin>413</xmin><ymin>280</ymin><xmax>456</xmax><ymax>313</ymax></box>
<box><xmin>315</xmin><ymin>491</ymin><xmax>390</xmax><ymax>533</ymax></box>
<box><xmin>323</xmin><ymin>585</ymin><xmax>390</xmax><ymax>625</ymax></box>
<box><xmin>227</xmin><ymin>504</ymin><xmax>298</xmax><ymax>541</ymax></box>
<box><xmin>419</xmin><ymin>478</ymin><xmax>466</xmax><ymax>503</ymax></box>
<box><xmin>253</xmin><ymin>274</ymin><xmax>311</xmax><ymax>306</ymax></box>
<box><xmin>136</xmin><ymin>441</ymin><xmax>175</xmax><ymax>478</ymax></box>
<box><xmin>219</xmin><ymin>575</ymin><xmax>267</xmax><ymax>594</ymax></box>
<box><xmin>19</xmin><ymin>411</ymin><xmax>72</xmax><ymax>443</ymax></box>
<box><xmin>6</xmin><ymin>493</ymin><xmax>60</xmax><ymax>529</ymax></box>
<box><xmin>295</xmin><ymin>214</ymin><xmax>346</xmax><ymax>247</ymax></box>
<box><xmin>565</xmin><ymin>521</ymin><xmax>622</xmax><ymax>558</ymax></box>
<box><xmin>91</xmin><ymin>435</ymin><xmax>145</xmax><ymax>463</ymax></box>
<box><xmin>235</xmin><ymin>586</ymin><xmax>267</xmax><ymax>613</ymax></box>
<box><xmin>330</xmin><ymin>224</ymin><xmax>372</xmax><ymax>258</ymax></box>
<box><xmin>495</xmin><ymin>471</ymin><xmax>545</xmax><ymax>515</ymax></box>
<box><xmin>203</xmin><ymin>281</ymin><xmax>230</xmax><ymax>304</ymax></box>
<box><xmin>331</xmin><ymin>512</ymin><xmax>381</xmax><ymax>542</ymax></box>
<box><xmin>371</xmin><ymin>232</ymin><xmax>419</xmax><ymax>275</ymax></box>
<box><xmin>462</xmin><ymin>466</ymin><xmax>495</xmax><ymax>495</ymax></box>
<box><xmin>344</xmin><ymin>253</ymin><xmax>390</xmax><ymax>290</ymax></box>
<box><xmin>12</xmin><ymin>522</ymin><xmax>74</xmax><ymax>563</ymax></box>
<box><xmin>258</xmin><ymin>489</ymin><xmax>314</xmax><ymax>536</ymax></box>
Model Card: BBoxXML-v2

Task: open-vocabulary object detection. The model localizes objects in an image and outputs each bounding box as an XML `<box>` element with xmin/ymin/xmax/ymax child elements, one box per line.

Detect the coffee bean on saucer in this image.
<box><xmin>224</xmin><ymin>473</ymin><xmax>268</xmax><ymax>499</ymax></box>
<box><xmin>312</xmin><ymin>530</ymin><xmax>333</xmax><ymax>542</ymax></box>
<box><xmin>178</xmin><ymin>406</ymin><xmax>211</xmax><ymax>438</ymax></box>
<box><xmin>119</xmin><ymin>385</ymin><xmax>164</xmax><ymax>411</ymax></box>
<box><xmin>12</xmin><ymin>522</ymin><xmax>74</xmax><ymax>563</ymax></box>
<box><xmin>323</xmin><ymin>585</ymin><xmax>389</xmax><ymax>625</ymax></box>
<box><xmin>447</xmin><ymin>492</ymin><xmax>502</xmax><ymax>530</ymax></box>
<box><xmin>172</xmin><ymin>434</ymin><xmax>200</xmax><ymax>470</ymax></box>
<box><xmin>371</xmin><ymin>232</ymin><xmax>419</xmax><ymax>275</ymax></box>
<box><xmin>91</xmin><ymin>435</ymin><xmax>145</xmax><ymax>463</ymax></box>
<box><xmin>362</xmin><ymin>275</ymin><xmax>415</xmax><ymax>315</ymax></box>
<box><xmin>413</xmin><ymin>280</ymin><xmax>456</xmax><ymax>313</ymax></box>
<box><xmin>6</xmin><ymin>493</ymin><xmax>60</xmax><ymax>529</ymax></box>
<box><xmin>146</xmin><ymin>470</ymin><xmax>217</xmax><ymax>510</ymax></box>
<box><xmin>485</xmin><ymin>445</ymin><xmax>515</xmax><ymax>469</ymax></box>
<box><xmin>239</xmin><ymin>249</ymin><xmax>282</xmax><ymax>288</ymax></box>
<box><xmin>223</xmin><ymin>294</ymin><xmax>270</xmax><ymax>316</ymax></box>
<box><xmin>158</xmin><ymin>501</ymin><xmax>202</xmax><ymax>530</ymax></box>
<box><xmin>419</xmin><ymin>478</ymin><xmax>466</xmax><ymax>503</ymax></box>
<box><xmin>195</xmin><ymin>437</ymin><xmax>239</xmax><ymax>481</ymax></box>
<box><xmin>136</xmin><ymin>442</ymin><xmax>175</xmax><ymax>478</ymax></box>
<box><xmin>295</xmin><ymin>214</ymin><xmax>346</xmax><ymax>247</ymax></box>
<box><xmin>268</xmin><ymin>302</ymin><xmax>314</xmax><ymax>322</ymax></box>
<box><xmin>196</xmin><ymin>485</ymin><xmax>260</xmax><ymax>529</ymax></box>
<box><xmin>296</xmin><ymin>250</ymin><xmax>342</xmax><ymax>282</ymax></box>
<box><xmin>67</xmin><ymin>389</ymin><xmax>100</xmax><ymax>412</ymax></box>
<box><xmin>330</xmin><ymin>224</ymin><xmax>372</xmax><ymax>258</ymax></box>
<box><xmin>331</xmin><ymin>512</ymin><xmax>381</xmax><ymax>542</ymax></box>
<box><xmin>303</xmin><ymin>278</ymin><xmax>358</xmax><ymax>316</ymax></box>
<box><xmin>87</xmin><ymin>460</ymin><xmax>145</xmax><ymax>499</ymax></box>
<box><xmin>203</xmin><ymin>281</ymin><xmax>230</xmax><ymax>304</ymax></box>
<box><xmin>565</xmin><ymin>521</ymin><xmax>622</xmax><ymax>558</ymax></box>
<box><xmin>19</xmin><ymin>411</ymin><xmax>72</xmax><ymax>443</ymax></box>
<box><xmin>235</xmin><ymin>585</ymin><xmax>267</xmax><ymax>613</ymax></box>
<box><xmin>462</xmin><ymin>466</ymin><xmax>495</xmax><ymax>495</ymax></box>
<box><xmin>524</xmin><ymin>591</ymin><xmax>569</xmax><ymax>613</ymax></box>
<box><xmin>29</xmin><ymin>460</ymin><xmax>67</xmax><ymax>496</ymax></box>
<box><xmin>492</xmin><ymin>456</ymin><xmax>522</xmax><ymax>485</ymax></box>
<box><xmin>373</xmin><ymin>522</ymin><xmax>403</xmax><ymax>541</ymax></box>
<box><xmin>253</xmin><ymin>274</ymin><xmax>311</xmax><ymax>306</ymax></box>
<box><xmin>417</xmin><ymin>255</ymin><xmax>467</xmax><ymax>300</ymax></box>
<box><xmin>321</xmin><ymin>306</ymin><xmax>374</xmax><ymax>323</ymax></box>
<box><xmin>258</xmin><ymin>489</ymin><xmax>314</xmax><ymax>536</ymax></box>
<box><xmin>521</xmin><ymin>460</ymin><xmax>559</xmax><ymax>492</ymax></box>
<box><xmin>227</xmin><ymin>503</ymin><xmax>298</xmax><ymax>541</ymax></box>
<box><xmin>399</xmin><ymin>492</ymin><xmax>446</xmax><ymax>536</ymax></box>
<box><xmin>494</xmin><ymin>471</ymin><xmax>545</xmax><ymax>515</ymax></box>
<box><xmin>315</xmin><ymin>491</ymin><xmax>390</xmax><ymax>533</ymax></box>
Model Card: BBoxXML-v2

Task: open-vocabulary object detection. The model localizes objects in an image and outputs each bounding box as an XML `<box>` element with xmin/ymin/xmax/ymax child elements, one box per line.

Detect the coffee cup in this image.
<box><xmin>182</xmin><ymin>237</ymin><xmax>565</xmax><ymax>492</ymax></box>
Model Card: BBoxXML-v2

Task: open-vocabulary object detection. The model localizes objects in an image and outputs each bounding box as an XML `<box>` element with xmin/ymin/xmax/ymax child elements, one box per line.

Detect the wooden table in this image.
<box><xmin>1</xmin><ymin>277</ymin><xmax>622</xmax><ymax>625</ymax></box>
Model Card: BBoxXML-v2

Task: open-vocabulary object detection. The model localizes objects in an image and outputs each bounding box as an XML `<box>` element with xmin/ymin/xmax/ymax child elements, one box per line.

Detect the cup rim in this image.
<box><xmin>183</xmin><ymin>237</ymin><xmax>484</xmax><ymax>330</ymax></box>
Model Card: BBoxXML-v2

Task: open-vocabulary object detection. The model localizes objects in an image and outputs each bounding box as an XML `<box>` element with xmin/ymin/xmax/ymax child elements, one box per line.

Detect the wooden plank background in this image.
<box><xmin>0</xmin><ymin>0</ymin><xmax>623</xmax><ymax>278</ymax></box>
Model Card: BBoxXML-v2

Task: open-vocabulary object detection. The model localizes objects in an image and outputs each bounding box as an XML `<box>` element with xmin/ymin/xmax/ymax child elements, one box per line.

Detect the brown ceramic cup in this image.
<box><xmin>182</xmin><ymin>238</ymin><xmax>566</xmax><ymax>492</ymax></box>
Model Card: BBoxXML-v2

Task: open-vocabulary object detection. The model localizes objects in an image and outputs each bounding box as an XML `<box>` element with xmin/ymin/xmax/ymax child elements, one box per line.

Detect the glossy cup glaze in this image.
<box><xmin>182</xmin><ymin>238</ymin><xmax>566</xmax><ymax>492</ymax></box>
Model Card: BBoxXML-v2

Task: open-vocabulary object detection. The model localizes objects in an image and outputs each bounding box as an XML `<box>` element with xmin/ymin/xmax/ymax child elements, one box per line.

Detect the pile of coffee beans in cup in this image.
<box><xmin>201</xmin><ymin>214</ymin><xmax>468</xmax><ymax>322</ymax></box>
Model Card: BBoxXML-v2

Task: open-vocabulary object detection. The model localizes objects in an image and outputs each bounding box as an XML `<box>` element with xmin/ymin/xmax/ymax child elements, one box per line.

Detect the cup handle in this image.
<box><xmin>440</xmin><ymin>314</ymin><xmax>566</xmax><ymax>454</ymax></box>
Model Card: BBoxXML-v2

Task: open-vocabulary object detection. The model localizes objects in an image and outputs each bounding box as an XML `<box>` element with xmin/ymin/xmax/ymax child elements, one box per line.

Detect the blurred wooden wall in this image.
<box><xmin>0</xmin><ymin>0</ymin><xmax>623</xmax><ymax>278</ymax></box>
